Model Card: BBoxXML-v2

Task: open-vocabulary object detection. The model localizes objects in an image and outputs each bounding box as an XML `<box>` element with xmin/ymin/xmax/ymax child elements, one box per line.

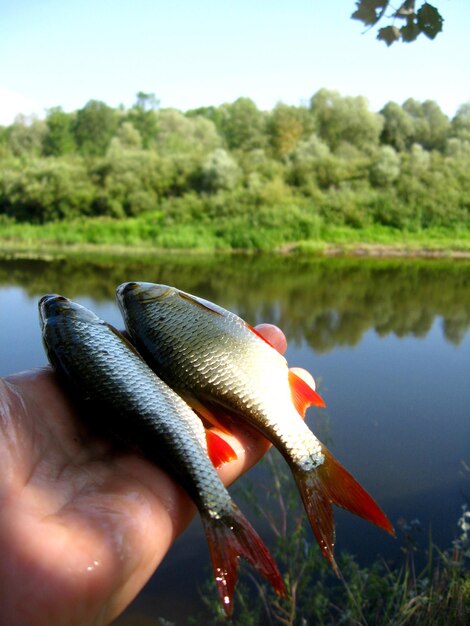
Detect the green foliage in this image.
<box><xmin>5</xmin><ymin>116</ymin><xmax>47</xmax><ymax>157</ymax></box>
<box><xmin>200</xmin><ymin>148</ymin><xmax>241</xmax><ymax>192</ymax></box>
<box><xmin>0</xmin><ymin>157</ymin><xmax>95</xmax><ymax>222</ymax></box>
<box><xmin>72</xmin><ymin>100</ymin><xmax>120</xmax><ymax>157</ymax></box>
<box><xmin>217</xmin><ymin>98</ymin><xmax>267</xmax><ymax>151</ymax></box>
<box><xmin>1</xmin><ymin>91</ymin><xmax>469</xmax><ymax>252</ymax></box>
<box><xmin>267</xmin><ymin>103</ymin><xmax>315</xmax><ymax>158</ymax></box>
<box><xmin>370</xmin><ymin>145</ymin><xmax>401</xmax><ymax>186</ymax></box>
<box><xmin>125</xmin><ymin>92</ymin><xmax>159</xmax><ymax>149</ymax></box>
<box><xmin>91</xmin><ymin>148</ymin><xmax>161</xmax><ymax>217</ymax></box>
<box><xmin>402</xmin><ymin>98</ymin><xmax>450</xmax><ymax>151</ymax></box>
<box><xmin>43</xmin><ymin>107</ymin><xmax>76</xmax><ymax>156</ymax></box>
<box><xmin>194</xmin><ymin>450</ymin><xmax>469</xmax><ymax>626</ymax></box>
<box><xmin>380</xmin><ymin>101</ymin><xmax>415</xmax><ymax>151</ymax></box>
<box><xmin>451</xmin><ymin>103</ymin><xmax>470</xmax><ymax>142</ymax></box>
<box><xmin>310</xmin><ymin>89</ymin><xmax>384</xmax><ymax>152</ymax></box>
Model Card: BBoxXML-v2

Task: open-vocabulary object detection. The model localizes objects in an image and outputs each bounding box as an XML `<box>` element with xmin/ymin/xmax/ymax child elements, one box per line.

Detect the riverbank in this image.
<box><xmin>1</xmin><ymin>218</ymin><xmax>469</xmax><ymax>260</ymax></box>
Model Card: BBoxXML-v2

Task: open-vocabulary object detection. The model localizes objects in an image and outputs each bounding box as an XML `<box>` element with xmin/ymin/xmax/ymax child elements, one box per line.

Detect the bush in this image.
<box><xmin>0</xmin><ymin>157</ymin><xmax>95</xmax><ymax>222</ymax></box>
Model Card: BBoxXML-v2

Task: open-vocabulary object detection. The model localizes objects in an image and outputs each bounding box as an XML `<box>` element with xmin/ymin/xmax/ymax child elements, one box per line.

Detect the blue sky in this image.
<box><xmin>1</xmin><ymin>0</ymin><xmax>468</xmax><ymax>125</ymax></box>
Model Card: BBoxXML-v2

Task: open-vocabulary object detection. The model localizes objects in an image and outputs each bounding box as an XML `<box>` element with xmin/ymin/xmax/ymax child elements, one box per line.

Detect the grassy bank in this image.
<box><xmin>1</xmin><ymin>214</ymin><xmax>469</xmax><ymax>259</ymax></box>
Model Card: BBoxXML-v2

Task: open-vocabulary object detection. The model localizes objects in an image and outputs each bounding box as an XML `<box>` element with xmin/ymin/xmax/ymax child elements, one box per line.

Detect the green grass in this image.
<box><xmin>194</xmin><ymin>452</ymin><xmax>470</xmax><ymax>626</ymax></box>
<box><xmin>1</xmin><ymin>213</ymin><xmax>469</xmax><ymax>258</ymax></box>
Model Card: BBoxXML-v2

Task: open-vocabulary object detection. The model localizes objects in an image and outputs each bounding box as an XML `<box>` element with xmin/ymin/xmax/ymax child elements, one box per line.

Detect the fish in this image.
<box><xmin>38</xmin><ymin>294</ymin><xmax>285</xmax><ymax>615</ymax></box>
<box><xmin>116</xmin><ymin>282</ymin><xmax>395</xmax><ymax>572</ymax></box>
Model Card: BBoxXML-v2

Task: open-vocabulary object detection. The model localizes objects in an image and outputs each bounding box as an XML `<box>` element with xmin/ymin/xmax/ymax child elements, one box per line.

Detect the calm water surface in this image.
<box><xmin>0</xmin><ymin>255</ymin><xmax>469</xmax><ymax>625</ymax></box>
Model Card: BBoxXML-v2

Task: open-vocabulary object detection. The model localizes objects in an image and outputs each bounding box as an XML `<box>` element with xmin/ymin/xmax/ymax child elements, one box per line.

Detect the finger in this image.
<box><xmin>289</xmin><ymin>366</ymin><xmax>316</xmax><ymax>390</ymax></box>
<box><xmin>254</xmin><ymin>323</ymin><xmax>287</xmax><ymax>355</ymax></box>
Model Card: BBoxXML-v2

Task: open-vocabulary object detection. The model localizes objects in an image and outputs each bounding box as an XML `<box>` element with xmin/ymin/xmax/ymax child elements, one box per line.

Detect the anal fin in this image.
<box><xmin>206</xmin><ymin>429</ymin><xmax>238</xmax><ymax>467</ymax></box>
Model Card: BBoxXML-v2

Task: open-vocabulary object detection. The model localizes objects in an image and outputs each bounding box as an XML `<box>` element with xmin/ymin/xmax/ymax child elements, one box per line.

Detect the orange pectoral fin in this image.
<box><xmin>288</xmin><ymin>369</ymin><xmax>326</xmax><ymax>417</ymax></box>
<box><xmin>206</xmin><ymin>429</ymin><xmax>238</xmax><ymax>467</ymax></box>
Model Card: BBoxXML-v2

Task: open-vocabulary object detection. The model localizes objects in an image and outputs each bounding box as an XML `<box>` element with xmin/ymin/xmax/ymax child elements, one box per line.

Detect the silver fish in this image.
<box><xmin>116</xmin><ymin>282</ymin><xmax>395</xmax><ymax>572</ymax></box>
<box><xmin>39</xmin><ymin>294</ymin><xmax>285</xmax><ymax>615</ymax></box>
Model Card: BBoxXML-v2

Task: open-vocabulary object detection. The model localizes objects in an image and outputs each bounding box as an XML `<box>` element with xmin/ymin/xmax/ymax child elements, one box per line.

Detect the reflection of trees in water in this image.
<box><xmin>1</xmin><ymin>256</ymin><xmax>469</xmax><ymax>351</ymax></box>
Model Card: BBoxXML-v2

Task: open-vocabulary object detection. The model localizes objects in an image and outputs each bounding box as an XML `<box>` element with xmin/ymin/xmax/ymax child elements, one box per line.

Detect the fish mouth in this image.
<box><xmin>116</xmin><ymin>282</ymin><xmax>176</xmax><ymax>304</ymax></box>
<box><xmin>39</xmin><ymin>294</ymin><xmax>70</xmax><ymax>321</ymax></box>
<box><xmin>39</xmin><ymin>294</ymin><xmax>99</xmax><ymax>326</ymax></box>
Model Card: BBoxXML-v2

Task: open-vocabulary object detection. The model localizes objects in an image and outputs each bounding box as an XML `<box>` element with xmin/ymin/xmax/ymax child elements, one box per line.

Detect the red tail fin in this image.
<box><xmin>201</xmin><ymin>503</ymin><xmax>286</xmax><ymax>616</ymax></box>
<box><xmin>294</xmin><ymin>445</ymin><xmax>394</xmax><ymax>573</ymax></box>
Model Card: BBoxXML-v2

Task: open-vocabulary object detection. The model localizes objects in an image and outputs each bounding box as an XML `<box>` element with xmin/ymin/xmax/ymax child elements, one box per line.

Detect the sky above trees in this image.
<box><xmin>1</xmin><ymin>1</ymin><xmax>469</xmax><ymax>125</ymax></box>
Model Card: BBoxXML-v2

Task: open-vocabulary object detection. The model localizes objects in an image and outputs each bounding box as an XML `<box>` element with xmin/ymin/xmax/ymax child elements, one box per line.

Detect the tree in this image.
<box><xmin>267</xmin><ymin>103</ymin><xmax>315</xmax><ymax>158</ymax></box>
<box><xmin>43</xmin><ymin>107</ymin><xmax>76</xmax><ymax>157</ymax></box>
<box><xmin>310</xmin><ymin>89</ymin><xmax>383</xmax><ymax>152</ymax></box>
<box><xmin>200</xmin><ymin>148</ymin><xmax>240</xmax><ymax>192</ymax></box>
<box><xmin>125</xmin><ymin>92</ymin><xmax>159</xmax><ymax>149</ymax></box>
<box><xmin>402</xmin><ymin>98</ymin><xmax>450</xmax><ymax>151</ymax></box>
<box><xmin>155</xmin><ymin>109</ymin><xmax>220</xmax><ymax>155</ymax></box>
<box><xmin>0</xmin><ymin>158</ymin><xmax>95</xmax><ymax>222</ymax></box>
<box><xmin>72</xmin><ymin>100</ymin><xmax>119</xmax><ymax>157</ymax></box>
<box><xmin>380</xmin><ymin>101</ymin><xmax>414</xmax><ymax>151</ymax></box>
<box><xmin>351</xmin><ymin>1</ymin><xmax>444</xmax><ymax>46</ymax></box>
<box><xmin>217</xmin><ymin>98</ymin><xmax>267</xmax><ymax>151</ymax></box>
<box><xmin>5</xmin><ymin>115</ymin><xmax>47</xmax><ymax>157</ymax></box>
<box><xmin>370</xmin><ymin>145</ymin><xmax>401</xmax><ymax>186</ymax></box>
<box><xmin>92</xmin><ymin>149</ymin><xmax>161</xmax><ymax>217</ymax></box>
<box><xmin>110</xmin><ymin>122</ymin><xmax>143</xmax><ymax>151</ymax></box>
<box><xmin>451</xmin><ymin>103</ymin><xmax>470</xmax><ymax>142</ymax></box>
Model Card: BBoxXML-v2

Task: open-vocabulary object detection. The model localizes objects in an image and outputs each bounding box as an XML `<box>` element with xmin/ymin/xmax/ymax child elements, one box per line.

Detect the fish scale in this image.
<box><xmin>117</xmin><ymin>282</ymin><xmax>395</xmax><ymax>573</ymax></box>
<box><xmin>118</xmin><ymin>284</ymin><xmax>323</xmax><ymax>466</ymax></box>
<box><xmin>39</xmin><ymin>294</ymin><xmax>285</xmax><ymax>616</ymax></box>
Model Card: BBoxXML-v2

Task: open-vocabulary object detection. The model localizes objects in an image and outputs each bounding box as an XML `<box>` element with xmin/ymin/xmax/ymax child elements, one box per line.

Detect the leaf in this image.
<box><xmin>417</xmin><ymin>3</ymin><xmax>444</xmax><ymax>39</ymax></box>
<box><xmin>400</xmin><ymin>19</ymin><xmax>421</xmax><ymax>42</ymax></box>
<box><xmin>377</xmin><ymin>25</ymin><xmax>401</xmax><ymax>46</ymax></box>
<box><xmin>351</xmin><ymin>0</ymin><xmax>389</xmax><ymax>27</ymax></box>
<box><xmin>394</xmin><ymin>0</ymin><xmax>416</xmax><ymax>18</ymax></box>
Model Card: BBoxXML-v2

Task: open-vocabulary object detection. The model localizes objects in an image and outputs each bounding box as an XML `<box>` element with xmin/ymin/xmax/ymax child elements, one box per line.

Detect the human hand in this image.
<box><xmin>0</xmin><ymin>323</ymin><xmax>311</xmax><ymax>626</ymax></box>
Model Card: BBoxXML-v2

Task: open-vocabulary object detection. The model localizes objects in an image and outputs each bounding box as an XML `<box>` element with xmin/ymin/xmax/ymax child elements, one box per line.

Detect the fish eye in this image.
<box><xmin>117</xmin><ymin>282</ymin><xmax>139</xmax><ymax>297</ymax></box>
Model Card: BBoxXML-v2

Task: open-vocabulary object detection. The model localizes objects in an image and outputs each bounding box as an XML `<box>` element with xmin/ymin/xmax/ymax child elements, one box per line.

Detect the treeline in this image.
<box><xmin>0</xmin><ymin>90</ymin><xmax>469</xmax><ymax>239</ymax></box>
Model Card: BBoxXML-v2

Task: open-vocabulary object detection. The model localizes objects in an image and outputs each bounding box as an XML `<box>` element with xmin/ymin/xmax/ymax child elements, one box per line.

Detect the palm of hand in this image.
<box><xmin>0</xmin><ymin>369</ymin><xmax>190</xmax><ymax>626</ymax></box>
<box><xmin>0</xmin><ymin>323</ymin><xmax>290</xmax><ymax>626</ymax></box>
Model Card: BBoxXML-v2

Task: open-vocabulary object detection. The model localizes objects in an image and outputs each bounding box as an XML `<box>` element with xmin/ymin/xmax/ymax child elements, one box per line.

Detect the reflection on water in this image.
<box><xmin>1</xmin><ymin>255</ymin><xmax>469</xmax><ymax>350</ymax></box>
<box><xmin>0</xmin><ymin>254</ymin><xmax>469</xmax><ymax>624</ymax></box>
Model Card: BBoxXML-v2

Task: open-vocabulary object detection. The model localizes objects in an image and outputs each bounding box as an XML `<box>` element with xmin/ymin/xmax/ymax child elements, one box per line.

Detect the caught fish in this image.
<box><xmin>117</xmin><ymin>282</ymin><xmax>395</xmax><ymax>572</ymax></box>
<box><xmin>39</xmin><ymin>294</ymin><xmax>285</xmax><ymax>615</ymax></box>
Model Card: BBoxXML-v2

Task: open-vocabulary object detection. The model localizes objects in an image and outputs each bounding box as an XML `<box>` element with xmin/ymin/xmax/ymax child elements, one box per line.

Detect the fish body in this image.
<box><xmin>117</xmin><ymin>282</ymin><xmax>395</xmax><ymax>570</ymax></box>
<box><xmin>39</xmin><ymin>294</ymin><xmax>285</xmax><ymax>615</ymax></box>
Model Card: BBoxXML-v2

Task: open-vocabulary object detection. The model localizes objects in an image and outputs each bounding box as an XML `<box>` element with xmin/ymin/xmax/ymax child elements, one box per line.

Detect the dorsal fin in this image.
<box><xmin>179</xmin><ymin>291</ymin><xmax>225</xmax><ymax>316</ymax></box>
<box><xmin>288</xmin><ymin>369</ymin><xmax>325</xmax><ymax>416</ymax></box>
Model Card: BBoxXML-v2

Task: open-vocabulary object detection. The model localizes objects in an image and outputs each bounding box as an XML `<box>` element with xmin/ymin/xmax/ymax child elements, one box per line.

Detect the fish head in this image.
<box><xmin>117</xmin><ymin>282</ymin><xmax>228</xmax><ymax>320</ymax></box>
<box><xmin>39</xmin><ymin>294</ymin><xmax>100</xmax><ymax>329</ymax></box>
<box><xmin>116</xmin><ymin>282</ymin><xmax>182</xmax><ymax>321</ymax></box>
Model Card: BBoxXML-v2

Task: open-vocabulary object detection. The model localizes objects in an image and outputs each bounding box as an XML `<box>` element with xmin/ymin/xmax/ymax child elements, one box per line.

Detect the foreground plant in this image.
<box><xmin>194</xmin><ymin>450</ymin><xmax>470</xmax><ymax>625</ymax></box>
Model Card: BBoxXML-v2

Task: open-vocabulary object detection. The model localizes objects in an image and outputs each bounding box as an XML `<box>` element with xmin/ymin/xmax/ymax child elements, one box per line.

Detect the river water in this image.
<box><xmin>0</xmin><ymin>254</ymin><xmax>469</xmax><ymax>624</ymax></box>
